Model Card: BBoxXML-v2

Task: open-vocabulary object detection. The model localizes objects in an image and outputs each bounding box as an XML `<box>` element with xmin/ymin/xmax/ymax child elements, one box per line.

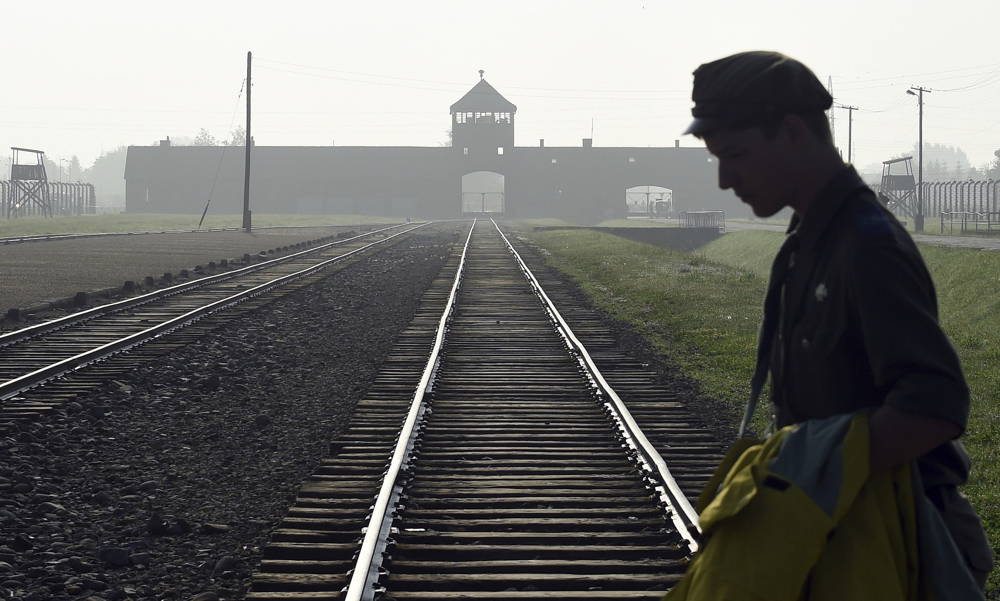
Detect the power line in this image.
<box><xmin>932</xmin><ymin>67</ymin><xmax>1000</xmax><ymax>92</ymax></box>
<box><xmin>200</xmin><ymin>77</ymin><xmax>247</xmax><ymax>229</ymax></box>
<box><xmin>832</xmin><ymin>60</ymin><xmax>1000</xmax><ymax>88</ymax></box>
<box><xmin>256</xmin><ymin>57</ymin><xmax>689</xmax><ymax>95</ymax></box>
<box><xmin>257</xmin><ymin>64</ymin><xmax>686</xmax><ymax>102</ymax></box>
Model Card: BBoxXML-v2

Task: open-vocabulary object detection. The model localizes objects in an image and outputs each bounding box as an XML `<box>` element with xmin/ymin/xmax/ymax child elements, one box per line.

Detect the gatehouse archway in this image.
<box><xmin>625</xmin><ymin>185</ymin><xmax>672</xmax><ymax>218</ymax></box>
<box><xmin>462</xmin><ymin>171</ymin><xmax>505</xmax><ymax>215</ymax></box>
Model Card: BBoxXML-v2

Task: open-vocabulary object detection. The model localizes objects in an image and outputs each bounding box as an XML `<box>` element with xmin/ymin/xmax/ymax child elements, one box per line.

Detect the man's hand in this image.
<box><xmin>869</xmin><ymin>405</ymin><xmax>960</xmax><ymax>473</ymax></box>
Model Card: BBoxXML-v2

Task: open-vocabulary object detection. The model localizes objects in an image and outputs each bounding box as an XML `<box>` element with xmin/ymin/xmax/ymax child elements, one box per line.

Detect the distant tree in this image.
<box><xmin>926</xmin><ymin>159</ymin><xmax>943</xmax><ymax>181</ymax></box>
<box><xmin>439</xmin><ymin>128</ymin><xmax>452</xmax><ymax>147</ymax></box>
<box><xmin>192</xmin><ymin>128</ymin><xmax>218</xmax><ymax>146</ymax></box>
<box><xmin>991</xmin><ymin>149</ymin><xmax>1000</xmax><ymax>179</ymax></box>
<box><xmin>68</xmin><ymin>155</ymin><xmax>83</xmax><ymax>181</ymax></box>
<box><xmin>42</xmin><ymin>156</ymin><xmax>60</xmax><ymax>180</ymax></box>
<box><xmin>82</xmin><ymin>147</ymin><xmax>128</xmax><ymax>208</ymax></box>
<box><xmin>901</xmin><ymin>143</ymin><xmax>971</xmax><ymax>181</ymax></box>
<box><xmin>223</xmin><ymin>126</ymin><xmax>246</xmax><ymax>146</ymax></box>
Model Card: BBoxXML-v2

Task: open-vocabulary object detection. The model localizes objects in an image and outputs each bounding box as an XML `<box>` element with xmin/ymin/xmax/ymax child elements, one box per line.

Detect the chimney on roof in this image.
<box><xmin>539</xmin><ymin>139</ymin><xmax>545</xmax><ymax>148</ymax></box>
<box><xmin>675</xmin><ymin>139</ymin><xmax>680</xmax><ymax>148</ymax></box>
<box><xmin>582</xmin><ymin>138</ymin><xmax>592</xmax><ymax>148</ymax></box>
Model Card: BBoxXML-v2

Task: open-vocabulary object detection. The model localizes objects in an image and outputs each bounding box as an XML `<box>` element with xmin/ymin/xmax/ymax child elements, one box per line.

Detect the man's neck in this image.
<box><xmin>789</xmin><ymin>154</ymin><xmax>847</xmax><ymax>217</ymax></box>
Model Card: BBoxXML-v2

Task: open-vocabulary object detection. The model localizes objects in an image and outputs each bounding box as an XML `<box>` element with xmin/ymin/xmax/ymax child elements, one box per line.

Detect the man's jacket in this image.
<box><xmin>663</xmin><ymin>413</ymin><xmax>983</xmax><ymax>601</ymax></box>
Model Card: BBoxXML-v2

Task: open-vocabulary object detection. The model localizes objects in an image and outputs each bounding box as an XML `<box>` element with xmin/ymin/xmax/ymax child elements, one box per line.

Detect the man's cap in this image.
<box><xmin>684</xmin><ymin>51</ymin><xmax>833</xmax><ymax>136</ymax></box>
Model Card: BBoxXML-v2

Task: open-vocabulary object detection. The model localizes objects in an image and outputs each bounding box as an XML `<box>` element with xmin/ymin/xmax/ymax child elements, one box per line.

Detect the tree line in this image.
<box><xmin>892</xmin><ymin>143</ymin><xmax>1000</xmax><ymax>181</ymax></box>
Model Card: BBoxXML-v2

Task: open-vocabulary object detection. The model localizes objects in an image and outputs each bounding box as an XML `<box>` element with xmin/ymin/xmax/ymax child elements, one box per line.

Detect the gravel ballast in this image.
<box><xmin>0</xmin><ymin>225</ymin><xmax>461</xmax><ymax>601</ymax></box>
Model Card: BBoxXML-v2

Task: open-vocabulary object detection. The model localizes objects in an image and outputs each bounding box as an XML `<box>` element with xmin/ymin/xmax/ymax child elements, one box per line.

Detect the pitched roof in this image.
<box><xmin>449</xmin><ymin>79</ymin><xmax>517</xmax><ymax>113</ymax></box>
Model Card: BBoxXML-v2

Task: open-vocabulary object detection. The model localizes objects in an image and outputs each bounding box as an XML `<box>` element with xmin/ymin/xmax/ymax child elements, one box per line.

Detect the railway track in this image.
<box><xmin>0</xmin><ymin>222</ymin><xmax>430</xmax><ymax>430</ymax></box>
<box><xmin>0</xmin><ymin>223</ymin><xmax>393</xmax><ymax>245</ymax></box>
<box><xmin>249</xmin><ymin>220</ymin><xmax>722</xmax><ymax>600</ymax></box>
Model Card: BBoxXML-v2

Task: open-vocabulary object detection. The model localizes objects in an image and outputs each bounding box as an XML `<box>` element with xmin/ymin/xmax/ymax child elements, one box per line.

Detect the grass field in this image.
<box><xmin>727</xmin><ymin>214</ymin><xmax>1000</xmax><ymax>240</ymax></box>
<box><xmin>518</xmin><ymin>226</ymin><xmax>999</xmax><ymax>594</ymax></box>
<box><xmin>507</xmin><ymin>218</ymin><xmax>573</xmax><ymax>228</ymax></box>
<box><xmin>727</xmin><ymin>216</ymin><xmax>791</xmax><ymax>227</ymax></box>
<box><xmin>0</xmin><ymin>213</ymin><xmax>400</xmax><ymax>237</ymax></box>
<box><xmin>595</xmin><ymin>218</ymin><xmax>679</xmax><ymax>228</ymax></box>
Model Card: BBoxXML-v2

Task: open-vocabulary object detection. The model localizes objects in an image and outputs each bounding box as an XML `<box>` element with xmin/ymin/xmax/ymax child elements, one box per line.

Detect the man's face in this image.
<box><xmin>703</xmin><ymin>125</ymin><xmax>796</xmax><ymax>218</ymax></box>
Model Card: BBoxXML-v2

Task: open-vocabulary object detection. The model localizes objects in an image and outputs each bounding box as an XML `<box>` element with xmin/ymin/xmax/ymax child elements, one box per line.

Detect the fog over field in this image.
<box><xmin>2</xmin><ymin>0</ymin><xmax>998</xmax><ymax>177</ymax></box>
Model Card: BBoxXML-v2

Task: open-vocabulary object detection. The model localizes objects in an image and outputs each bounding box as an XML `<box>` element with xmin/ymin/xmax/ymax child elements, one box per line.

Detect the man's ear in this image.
<box><xmin>781</xmin><ymin>114</ymin><xmax>809</xmax><ymax>145</ymax></box>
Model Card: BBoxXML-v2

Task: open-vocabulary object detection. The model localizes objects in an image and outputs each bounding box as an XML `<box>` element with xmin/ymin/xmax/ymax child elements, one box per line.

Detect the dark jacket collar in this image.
<box><xmin>787</xmin><ymin>166</ymin><xmax>870</xmax><ymax>250</ymax></box>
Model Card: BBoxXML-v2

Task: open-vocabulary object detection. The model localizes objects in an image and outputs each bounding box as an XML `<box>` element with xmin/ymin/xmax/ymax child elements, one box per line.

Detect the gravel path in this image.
<box><xmin>0</xmin><ymin>224</ymin><xmax>461</xmax><ymax>601</ymax></box>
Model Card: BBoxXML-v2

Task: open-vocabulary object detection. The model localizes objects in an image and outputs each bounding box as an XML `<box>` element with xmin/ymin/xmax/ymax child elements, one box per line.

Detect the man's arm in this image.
<box><xmin>869</xmin><ymin>405</ymin><xmax>960</xmax><ymax>473</ymax></box>
<box><xmin>849</xmin><ymin>236</ymin><xmax>969</xmax><ymax>473</ymax></box>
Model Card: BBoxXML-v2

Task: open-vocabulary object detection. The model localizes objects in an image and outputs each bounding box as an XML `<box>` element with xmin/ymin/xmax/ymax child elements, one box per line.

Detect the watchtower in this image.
<box><xmin>878</xmin><ymin>156</ymin><xmax>916</xmax><ymax>217</ymax></box>
<box><xmin>8</xmin><ymin>147</ymin><xmax>52</xmax><ymax>218</ymax></box>
<box><xmin>450</xmin><ymin>71</ymin><xmax>517</xmax><ymax>156</ymax></box>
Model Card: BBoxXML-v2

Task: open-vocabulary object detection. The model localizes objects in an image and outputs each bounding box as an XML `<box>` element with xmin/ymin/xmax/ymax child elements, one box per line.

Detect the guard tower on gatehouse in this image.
<box><xmin>452</xmin><ymin>71</ymin><xmax>516</xmax><ymax>216</ymax></box>
<box><xmin>450</xmin><ymin>70</ymin><xmax>517</xmax><ymax>157</ymax></box>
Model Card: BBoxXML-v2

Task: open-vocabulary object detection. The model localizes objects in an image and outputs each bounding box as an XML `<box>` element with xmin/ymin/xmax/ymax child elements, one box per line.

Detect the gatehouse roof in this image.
<box><xmin>450</xmin><ymin>79</ymin><xmax>517</xmax><ymax>114</ymax></box>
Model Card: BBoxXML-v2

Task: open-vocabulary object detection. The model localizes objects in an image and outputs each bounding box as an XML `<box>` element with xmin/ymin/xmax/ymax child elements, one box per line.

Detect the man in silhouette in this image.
<box><xmin>685</xmin><ymin>50</ymin><xmax>992</xmax><ymax>589</ymax></box>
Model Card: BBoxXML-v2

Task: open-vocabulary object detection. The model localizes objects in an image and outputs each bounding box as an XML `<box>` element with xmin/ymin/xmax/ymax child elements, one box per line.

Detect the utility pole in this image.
<box><xmin>242</xmin><ymin>51</ymin><xmax>253</xmax><ymax>233</ymax></box>
<box><xmin>907</xmin><ymin>86</ymin><xmax>931</xmax><ymax>232</ymax></box>
<box><xmin>827</xmin><ymin>76</ymin><xmax>836</xmax><ymax>151</ymax></box>
<box><xmin>838</xmin><ymin>105</ymin><xmax>858</xmax><ymax>164</ymax></box>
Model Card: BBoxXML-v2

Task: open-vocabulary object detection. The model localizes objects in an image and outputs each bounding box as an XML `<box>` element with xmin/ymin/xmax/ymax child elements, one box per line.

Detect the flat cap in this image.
<box><xmin>684</xmin><ymin>51</ymin><xmax>832</xmax><ymax>136</ymax></box>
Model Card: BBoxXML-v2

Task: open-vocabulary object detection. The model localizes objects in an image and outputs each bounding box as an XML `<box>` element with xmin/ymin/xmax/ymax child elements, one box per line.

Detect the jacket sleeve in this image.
<box><xmin>847</xmin><ymin>238</ymin><xmax>969</xmax><ymax>431</ymax></box>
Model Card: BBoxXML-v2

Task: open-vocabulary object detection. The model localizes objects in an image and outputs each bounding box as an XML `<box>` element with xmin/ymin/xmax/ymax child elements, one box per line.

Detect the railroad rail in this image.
<box><xmin>0</xmin><ymin>222</ymin><xmax>430</xmax><ymax>429</ymax></box>
<box><xmin>0</xmin><ymin>223</ymin><xmax>399</xmax><ymax>245</ymax></box>
<box><xmin>249</xmin><ymin>220</ymin><xmax>721</xmax><ymax>600</ymax></box>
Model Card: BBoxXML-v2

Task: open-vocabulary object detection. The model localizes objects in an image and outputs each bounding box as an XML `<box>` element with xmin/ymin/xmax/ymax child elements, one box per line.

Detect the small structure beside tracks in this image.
<box><xmin>680</xmin><ymin>210</ymin><xmax>726</xmax><ymax>233</ymax></box>
<box><xmin>3</xmin><ymin>146</ymin><xmax>97</xmax><ymax>218</ymax></box>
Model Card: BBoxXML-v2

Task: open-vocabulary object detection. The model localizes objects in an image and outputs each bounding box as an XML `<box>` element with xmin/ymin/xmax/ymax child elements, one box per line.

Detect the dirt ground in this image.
<box><xmin>0</xmin><ymin>226</ymin><xmax>396</xmax><ymax>314</ymax></box>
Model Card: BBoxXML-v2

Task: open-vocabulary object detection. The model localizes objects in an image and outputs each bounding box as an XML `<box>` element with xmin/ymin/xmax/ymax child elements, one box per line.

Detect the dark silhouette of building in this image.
<box><xmin>124</xmin><ymin>76</ymin><xmax>744</xmax><ymax>223</ymax></box>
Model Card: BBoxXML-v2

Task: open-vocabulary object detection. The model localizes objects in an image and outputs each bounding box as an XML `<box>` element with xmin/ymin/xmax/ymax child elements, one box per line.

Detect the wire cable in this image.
<box><xmin>199</xmin><ymin>78</ymin><xmax>246</xmax><ymax>229</ymax></box>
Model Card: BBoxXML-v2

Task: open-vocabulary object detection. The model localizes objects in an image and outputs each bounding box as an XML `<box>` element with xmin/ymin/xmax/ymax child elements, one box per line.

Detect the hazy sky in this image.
<box><xmin>3</xmin><ymin>0</ymin><xmax>998</xmax><ymax>173</ymax></box>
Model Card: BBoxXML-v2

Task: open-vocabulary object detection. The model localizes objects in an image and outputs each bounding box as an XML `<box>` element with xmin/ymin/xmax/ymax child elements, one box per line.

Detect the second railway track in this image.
<box><xmin>249</xmin><ymin>220</ymin><xmax>723</xmax><ymax>600</ymax></box>
<box><xmin>0</xmin><ymin>222</ymin><xmax>430</xmax><ymax>430</ymax></box>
